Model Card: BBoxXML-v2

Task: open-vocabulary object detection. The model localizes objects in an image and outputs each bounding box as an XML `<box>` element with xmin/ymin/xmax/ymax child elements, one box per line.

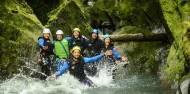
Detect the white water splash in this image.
<box><xmin>0</xmin><ymin>63</ymin><xmax>118</xmax><ymax>94</ymax></box>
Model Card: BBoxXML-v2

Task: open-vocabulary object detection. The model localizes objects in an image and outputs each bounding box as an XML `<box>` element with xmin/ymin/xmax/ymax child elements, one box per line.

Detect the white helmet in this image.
<box><xmin>56</xmin><ymin>30</ymin><xmax>64</xmax><ymax>34</ymax></box>
<box><xmin>43</xmin><ymin>28</ymin><xmax>50</xmax><ymax>33</ymax></box>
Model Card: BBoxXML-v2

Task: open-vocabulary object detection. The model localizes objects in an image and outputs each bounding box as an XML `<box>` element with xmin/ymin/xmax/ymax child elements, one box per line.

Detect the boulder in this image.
<box><xmin>46</xmin><ymin>0</ymin><xmax>91</xmax><ymax>37</ymax></box>
<box><xmin>0</xmin><ymin>0</ymin><xmax>43</xmax><ymax>79</ymax></box>
<box><xmin>160</xmin><ymin>0</ymin><xmax>190</xmax><ymax>84</ymax></box>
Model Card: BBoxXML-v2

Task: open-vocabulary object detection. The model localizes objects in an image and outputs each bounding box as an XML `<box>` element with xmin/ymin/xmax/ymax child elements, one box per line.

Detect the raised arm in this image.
<box><xmin>112</xmin><ymin>48</ymin><xmax>121</xmax><ymax>59</ymax></box>
<box><xmin>84</xmin><ymin>53</ymin><xmax>104</xmax><ymax>64</ymax></box>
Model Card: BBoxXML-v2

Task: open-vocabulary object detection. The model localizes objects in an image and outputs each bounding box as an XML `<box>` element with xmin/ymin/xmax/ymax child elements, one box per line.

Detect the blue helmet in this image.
<box><xmin>91</xmin><ymin>29</ymin><xmax>98</xmax><ymax>34</ymax></box>
<box><xmin>103</xmin><ymin>34</ymin><xmax>110</xmax><ymax>40</ymax></box>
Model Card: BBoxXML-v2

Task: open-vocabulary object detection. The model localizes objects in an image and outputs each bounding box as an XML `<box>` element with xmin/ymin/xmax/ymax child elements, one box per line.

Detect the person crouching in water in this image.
<box><xmin>101</xmin><ymin>34</ymin><xmax>128</xmax><ymax>79</ymax></box>
<box><xmin>84</xmin><ymin>29</ymin><xmax>104</xmax><ymax>76</ymax></box>
<box><xmin>51</xmin><ymin>46</ymin><xmax>110</xmax><ymax>86</ymax></box>
<box><xmin>37</xmin><ymin>28</ymin><xmax>55</xmax><ymax>80</ymax></box>
<box><xmin>53</xmin><ymin>30</ymin><xmax>70</xmax><ymax>73</ymax></box>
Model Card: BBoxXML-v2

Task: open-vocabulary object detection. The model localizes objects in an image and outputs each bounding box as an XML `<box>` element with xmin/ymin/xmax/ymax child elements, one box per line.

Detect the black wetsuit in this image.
<box><xmin>68</xmin><ymin>55</ymin><xmax>93</xmax><ymax>86</ymax></box>
<box><xmin>38</xmin><ymin>37</ymin><xmax>54</xmax><ymax>80</ymax></box>
<box><xmin>70</xmin><ymin>36</ymin><xmax>86</xmax><ymax>54</ymax></box>
<box><xmin>84</xmin><ymin>38</ymin><xmax>104</xmax><ymax>76</ymax></box>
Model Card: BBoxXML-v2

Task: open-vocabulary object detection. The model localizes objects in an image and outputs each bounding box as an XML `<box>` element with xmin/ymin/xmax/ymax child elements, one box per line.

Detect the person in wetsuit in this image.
<box><xmin>51</xmin><ymin>46</ymin><xmax>110</xmax><ymax>86</ymax></box>
<box><xmin>53</xmin><ymin>30</ymin><xmax>70</xmax><ymax>73</ymax></box>
<box><xmin>84</xmin><ymin>29</ymin><xmax>104</xmax><ymax>76</ymax></box>
<box><xmin>100</xmin><ymin>34</ymin><xmax>128</xmax><ymax>79</ymax></box>
<box><xmin>37</xmin><ymin>28</ymin><xmax>55</xmax><ymax>80</ymax></box>
<box><xmin>69</xmin><ymin>28</ymin><xmax>87</xmax><ymax>55</ymax></box>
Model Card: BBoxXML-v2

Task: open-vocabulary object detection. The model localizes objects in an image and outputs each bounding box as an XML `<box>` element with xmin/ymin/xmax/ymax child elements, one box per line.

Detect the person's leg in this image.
<box><xmin>81</xmin><ymin>77</ymin><xmax>94</xmax><ymax>87</ymax></box>
<box><xmin>40</xmin><ymin>56</ymin><xmax>51</xmax><ymax>80</ymax></box>
<box><xmin>40</xmin><ymin>65</ymin><xmax>48</xmax><ymax>80</ymax></box>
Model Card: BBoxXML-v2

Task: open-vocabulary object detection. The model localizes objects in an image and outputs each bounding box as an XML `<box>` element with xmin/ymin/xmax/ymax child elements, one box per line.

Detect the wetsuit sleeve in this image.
<box><xmin>64</xmin><ymin>37</ymin><xmax>71</xmax><ymax>41</ymax></box>
<box><xmin>38</xmin><ymin>38</ymin><xmax>44</xmax><ymax>48</ymax></box>
<box><xmin>112</xmin><ymin>48</ymin><xmax>122</xmax><ymax>59</ymax></box>
<box><xmin>56</xmin><ymin>62</ymin><xmax>69</xmax><ymax>76</ymax></box>
<box><xmin>64</xmin><ymin>37</ymin><xmax>71</xmax><ymax>47</ymax></box>
<box><xmin>84</xmin><ymin>53</ymin><xmax>104</xmax><ymax>64</ymax></box>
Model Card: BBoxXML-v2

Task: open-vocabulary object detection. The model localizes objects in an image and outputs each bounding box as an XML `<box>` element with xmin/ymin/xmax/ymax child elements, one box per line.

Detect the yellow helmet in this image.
<box><xmin>73</xmin><ymin>28</ymin><xmax>80</xmax><ymax>32</ymax></box>
<box><xmin>71</xmin><ymin>46</ymin><xmax>81</xmax><ymax>52</ymax></box>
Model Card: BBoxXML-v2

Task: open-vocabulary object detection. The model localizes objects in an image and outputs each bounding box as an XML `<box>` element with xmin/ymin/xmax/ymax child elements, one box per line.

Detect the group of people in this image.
<box><xmin>37</xmin><ymin>27</ymin><xmax>128</xmax><ymax>86</ymax></box>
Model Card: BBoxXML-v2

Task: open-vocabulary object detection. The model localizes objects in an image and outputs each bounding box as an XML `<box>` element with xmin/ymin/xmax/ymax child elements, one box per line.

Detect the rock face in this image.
<box><xmin>25</xmin><ymin>0</ymin><xmax>60</xmax><ymax>25</ymax></box>
<box><xmin>46</xmin><ymin>0</ymin><xmax>92</xmax><ymax>37</ymax></box>
<box><xmin>86</xmin><ymin>0</ymin><xmax>162</xmax><ymax>32</ymax></box>
<box><xmin>180</xmin><ymin>78</ymin><xmax>190</xmax><ymax>94</ymax></box>
<box><xmin>0</xmin><ymin>0</ymin><xmax>43</xmax><ymax>79</ymax></box>
<box><xmin>114</xmin><ymin>26</ymin><xmax>169</xmax><ymax>73</ymax></box>
<box><xmin>160</xmin><ymin>0</ymin><xmax>190</xmax><ymax>84</ymax></box>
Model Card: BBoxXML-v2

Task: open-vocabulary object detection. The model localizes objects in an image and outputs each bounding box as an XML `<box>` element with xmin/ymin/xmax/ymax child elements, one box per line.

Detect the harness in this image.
<box><xmin>86</xmin><ymin>39</ymin><xmax>103</xmax><ymax>56</ymax></box>
<box><xmin>102</xmin><ymin>44</ymin><xmax>116</xmax><ymax>62</ymax></box>
<box><xmin>71</xmin><ymin>37</ymin><xmax>85</xmax><ymax>51</ymax></box>
<box><xmin>67</xmin><ymin>56</ymin><xmax>86</xmax><ymax>81</ymax></box>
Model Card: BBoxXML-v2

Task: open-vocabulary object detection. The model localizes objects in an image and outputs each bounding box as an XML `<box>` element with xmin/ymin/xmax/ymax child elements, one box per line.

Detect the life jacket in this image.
<box><xmin>86</xmin><ymin>39</ymin><xmax>103</xmax><ymax>56</ymax></box>
<box><xmin>54</xmin><ymin>39</ymin><xmax>69</xmax><ymax>60</ymax></box>
<box><xmin>67</xmin><ymin>55</ymin><xmax>86</xmax><ymax>81</ymax></box>
<box><xmin>38</xmin><ymin>37</ymin><xmax>54</xmax><ymax>56</ymax></box>
<box><xmin>70</xmin><ymin>37</ymin><xmax>85</xmax><ymax>52</ymax></box>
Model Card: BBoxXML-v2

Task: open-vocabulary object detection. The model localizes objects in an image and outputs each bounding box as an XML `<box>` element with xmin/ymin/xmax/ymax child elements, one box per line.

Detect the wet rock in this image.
<box><xmin>46</xmin><ymin>0</ymin><xmax>91</xmax><ymax>37</ymax></box>
<box><xmin>0</xmin><ymin>0</ymin><xmax>42</xmax><ymax>79</ymax></box>
<box><xmin>87</xmin><ymin>0</ymin><xmax>162</xmax><ymax>31</ymax></box>
<box><xmin>114</xmin><ymin>26</ymin><xmax>169</xmax><ymax>73</ymax></box>
<box><xmin>160</xmin><ymin>0</ymin><xmax>190</xmax><ymax>84</ymax></box>
<box><xmin>180</xmin><ymin>78</ymin><xmax>190</xmax><ymax>94</ymax></box>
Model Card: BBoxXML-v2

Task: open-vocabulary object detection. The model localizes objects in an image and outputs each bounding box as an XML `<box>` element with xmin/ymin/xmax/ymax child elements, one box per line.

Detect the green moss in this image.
<box><xmin>115</xmin><ymin>26</ymin><xmax>168</xmax><ymax>73</ymax></box>
<box><xmin>91</xmin><ymin>0</ymin><xmax>162</xmax><ymax>28</ymax></box>
<box><xmin>161</xmin><ymin>42</ymin><xmax>186</xmax><ymax>85</ymax></box>
<box><xmin>0</xmin><ymin>0</ymin><xmax>42</xmax><ymax>78</ymax></box>
<box><xmin>180</xmin><ymin>73</ymin><xmax>190</xmax><ymax>83</ymax></box>
<box><xmin>160</xmin><ymin>0</ymin><xmax>190</xmax><ymax>85</ymax></box>
<box><xmin>47</xmin><ymin>0</ymin><xmax>91</xmax><ymax>37</ymax></box>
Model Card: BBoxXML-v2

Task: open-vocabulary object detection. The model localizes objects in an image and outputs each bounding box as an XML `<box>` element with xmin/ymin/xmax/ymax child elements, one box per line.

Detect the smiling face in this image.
<box><xmin>104</xmin><ymin>37</ymin><xmax>111</xmax><ymax>46</ymax></box>
<box><xmin>72</xmin><ymin>50</ymin><xmax>81</xmax><ymax>59</ymax></box>
<box><xmin>73</xmin><ymin>31</ymin><xmax>80</xmax><ymax>38</ymax></box>
<box><xmin>43</xmin><ymin>33</ymin><xmax>50</xmax><ymax>39</ymax></box>
<box><xmin>91</xmin><ymin>33</ymin><xmax>97</xmax><ymax>39</ymax></box>
<box><xmin>56</xmin><ymin>34</ymin><xmax>63</xmax><ymax>40</ymax></box>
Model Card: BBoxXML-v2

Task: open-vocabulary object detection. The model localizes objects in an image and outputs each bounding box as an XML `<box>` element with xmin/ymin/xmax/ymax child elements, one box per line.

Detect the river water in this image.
<box><xmin>0</xmin><ymin>61</ymin><xmax>176</xmax><ymax>94</ymax></box>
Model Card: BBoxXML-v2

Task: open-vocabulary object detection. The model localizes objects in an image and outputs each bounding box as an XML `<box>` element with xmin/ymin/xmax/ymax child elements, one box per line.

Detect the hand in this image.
<box><xmin>36</xmin><ymin>57</ymin><xmax>42</xmax><ymax>64</ymax></box>
<box><xmin>43</xmin><ymin>46</ymin><xmax>48</xmax><ymax>50</ymax></box>
<box><xmin>105</xmin><ymin>50</ymin><xmax>113</xmax><ymax>56</ymax></box>
<box><xmin>82</xmin><ymin>35</ymin><xmax>87</xmax><ymax>39</ymax></box>
<box><xmin>51</xmin><ymin>73</ymin><xmax>57</xmax><ymax>80</ymax></box>
<box><xmin>121</xmin><ymin>56</ymin><xmax>127</xmax><ymax>62</ymax></box>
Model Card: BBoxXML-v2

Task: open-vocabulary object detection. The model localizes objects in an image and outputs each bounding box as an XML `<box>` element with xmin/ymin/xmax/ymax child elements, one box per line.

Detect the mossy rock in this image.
<box><xmin>114</xmin><ymin>26</ymin><xmax>169</xmax><ymax>73</ymax></box>
<box><xmin>160</xmin><ymin>0</ymin><xmax>190</xmax><ymax>85</ymax></box>
<box><xmin>161</xmin><ymin>42</ymin><xmax>185</xmax><ymax>85</ymax></box>
<box><xmin>89</xmin><ymin>0</ymin><xmax>162</xmax><ymax>29</ymax></box>
<box><xmin>46</xmin><ymin>0</ymin><xmax>91</xmax><ymax>37</ymax></box>
<box><xmin>0</xmin><ymin>0</ymin><xmax>43</xmax><ymax>79</ymax></box>
<box><xmin>25</xmin><ymin>0</ymin><xmax>60</xmax><ymax>25</ymax></box>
